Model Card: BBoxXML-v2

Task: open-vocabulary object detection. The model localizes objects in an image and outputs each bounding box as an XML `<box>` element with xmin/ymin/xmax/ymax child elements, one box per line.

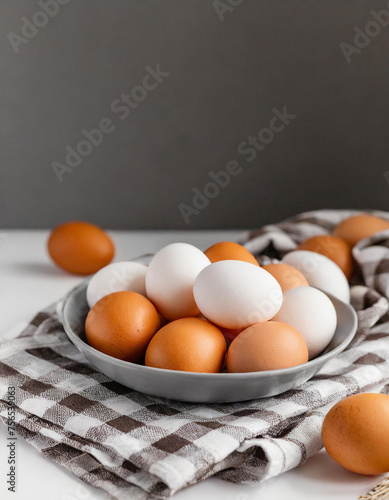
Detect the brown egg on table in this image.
<box><xmin>48</xmin><ymin>221</ymin><xmax>115</xmax><ymax>275</ymax></box>
<box><xmin>85</xmin><ymin>291</ymin><xmax>160</xmax><ymax>363</ymax></box>
<box><xmin>204</xmin><ymin>241</ymin><xmax>259</xmax><ymax>266</ymax></box>
<box><xmin>333</xmin><ymin>214</ymin><xmax>389</xmax><ymax>247</ymax></box>
<box><xmin>226</xmin><ymin>321</ymin><xmax>308</xmax><ymax>373</ymax></box>
<box><xmin>145</xmin><ymin>317</ymin><xmax>227</xmax><ymax>373</ymax></box>
<box><xmin>262</xmin><ymin>263</ymin><xmax>309</xmax><ymax>292</ymax></box>
<box><xmin>322</xmin><ymin>393</ymin><xmax>389</xmax><ymax>475</ymax></box>
<box><xmin>297</xmin><ymin>235</ymin><xmax>354</xmax><ymax>280</ymax></box>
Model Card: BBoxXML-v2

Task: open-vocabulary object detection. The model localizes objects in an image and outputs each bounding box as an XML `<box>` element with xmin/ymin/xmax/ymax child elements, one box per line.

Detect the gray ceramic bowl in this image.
<box><xmin>62</xmin><ymin>281</ymin><xmax>357</xmax><ymax>403</ymax></box>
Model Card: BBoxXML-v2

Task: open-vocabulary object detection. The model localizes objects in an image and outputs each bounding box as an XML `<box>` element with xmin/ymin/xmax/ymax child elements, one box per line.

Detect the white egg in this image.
<box><xmin>86</xmin><ymin>261</ymin><xmax>147</xmax><ymax>308</ymax></box>
<box><xmin>282</xmin><ymin>250</ymin><xmax>350</xmax><ymax>303</ymax></box>
<box><xmin>273</xmin><ymin>286</ymin><xmax>337</xmax><ymax>359</ymax></box>
<box><xmin>145</xmin><ymin>242</ymin><xmax>210</xmax><ymax>320</ymax></box>
<box><xmin>193</xmin><ymin>260</ymin><xmax>282</xmax><ymax>329</ymax></box>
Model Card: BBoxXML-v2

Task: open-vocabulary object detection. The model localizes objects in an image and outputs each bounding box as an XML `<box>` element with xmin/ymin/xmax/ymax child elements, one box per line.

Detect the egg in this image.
<box><xmin>145</xmin><ymin>317</ymin><xmax>227</xmax><ymax>373</ymax></box>
<box><xmin>322</xmin><ymin>393</ymin><xmax>389</xmax><ymax>475</ymax></box>
<box><xmin>145</xmin><ymin>243</ymin><xmax>210</xmax><ymax>320</ymax></box>
<box><xmin>282</xmin><ymin>250</ymin><xmax>350</xmax><ymax>303</ymax></box>
<box><xmin>48</xmin><ymin>221</ymin><xmax>115</xmax><ymax>275</ymax></box>
<box><xmin>273</xmin><ymin>286</ymin><xmax>337</xmax><ymax>359</ymax></box>
<box><xmin>85</xmin><ymin>291</ymin><xmax>160</xmax><ymax>362</ymax></box>
<box><xmin>204</xmin><ymin>241</ymin><xmax>259</xmax><ymax>266</ymax></box>
<box><xmin>86</xmin><ymin>261</ymin><xmax>147</xmax><ymax>308</ymax></box>
<box><xmin>333</xmin><ymin>214</ymin><xmax>389</xmax><ymax>247</ymax></box>
<box><xmin>193</xmin><ymin>260</ymin><xmax>282</xmax><ymax>329</ymax></box>
<box><xmin>297</xmin><ymin>235</ymin><xmax>354</xmax><ymax>280</ymax></box>
<box><xmin>226</xmin><ymin>321</ymin><xmax>308</xmax><ymax>373</ymax></box>
<box><xmin>262</xmin><ymin>263</ymin><xmax>309</xmax><ymax>292</ymax></box>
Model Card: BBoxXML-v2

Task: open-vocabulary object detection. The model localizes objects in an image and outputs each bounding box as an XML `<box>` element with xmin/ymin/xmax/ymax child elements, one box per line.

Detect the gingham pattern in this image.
<box><xmin>2</xmin><ymin>209</ymin><xmax>389</xmax><ymax>499</ymax></box>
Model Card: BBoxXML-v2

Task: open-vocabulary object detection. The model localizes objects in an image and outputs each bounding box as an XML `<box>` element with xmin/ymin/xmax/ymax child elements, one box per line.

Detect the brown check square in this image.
<box><xmin>153</xmin><ymin>434</ymin><xmax>191</xmax><ymax>453</ymax></box>
<box><xmin>60</xmin><ymin>394</ymin><xmax>96</xmax><ymax>413</ymax></box>
<box><xmin>21</xmin><ymin>379</ymin><xmax>52</xmax><ymax>395</ymax></box>
<box><xmin>107</xmin><ymin>415</ymin><xmax>144</xmax><ymax>433</ymax></box>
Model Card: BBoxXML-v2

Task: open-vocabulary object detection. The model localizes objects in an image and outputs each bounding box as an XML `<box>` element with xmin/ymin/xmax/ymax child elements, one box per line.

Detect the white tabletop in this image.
<box><xmin>0</xmin><ymin>230</ymin><xmax>384</xmax><ymax>500</ymax></box>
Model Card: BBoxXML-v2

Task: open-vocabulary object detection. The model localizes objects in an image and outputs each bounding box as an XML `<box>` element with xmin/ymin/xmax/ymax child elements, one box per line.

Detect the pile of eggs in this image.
<box><xmin>83</xmin><ymin>239</ymin><xmax>340</xmax><ymax>373</ymax></box>
<box><xmin>47</xmin><ymin>214</ymin><xmax>389</xmax><ymax>374</ymax></box>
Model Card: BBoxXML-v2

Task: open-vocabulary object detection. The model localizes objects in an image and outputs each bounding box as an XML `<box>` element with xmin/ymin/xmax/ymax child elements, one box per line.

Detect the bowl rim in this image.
<box><xmin>62</xmin><ymin>280</ymin><xmax>358</xmax><ymax>381</ymax></box>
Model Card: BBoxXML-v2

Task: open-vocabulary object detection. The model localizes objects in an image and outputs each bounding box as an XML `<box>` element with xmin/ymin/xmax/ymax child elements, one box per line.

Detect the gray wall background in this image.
<box><xmin>1</xmin><ymin>0</ymin><xmax>389</xmax><ymax>229</ymax></box>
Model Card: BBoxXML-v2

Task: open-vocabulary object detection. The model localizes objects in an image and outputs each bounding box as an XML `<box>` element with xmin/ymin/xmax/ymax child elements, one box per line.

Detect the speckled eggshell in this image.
<box><xmin>322</xmin><ymin>393</ymin><xmax>389</xmax><ymax>475</ymax></box>
<box><xmin>145</xmin><ymin>317</ymin><xmax>227</xmax><ymax>373</ymax></box>
<box><xmin>85</xmin><ymin>291</ymin><xmax>160</xmax><ymax>363</ymax></box>
<box><xmin>226</xmin><ymin>321</ymin><xmax>308</xmax><ymax>373</ymax></box>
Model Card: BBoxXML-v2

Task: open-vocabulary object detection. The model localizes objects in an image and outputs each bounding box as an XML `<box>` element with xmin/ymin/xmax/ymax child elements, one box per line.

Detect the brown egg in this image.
<box><xmin>204</xmin><ymin>241</ymin><xmax>259</xmax><ymax>266</ymax></box>
<box><xmin>322</xmin><ymin>393</ymin><xmax>389</xmax><ymax>475</ymax></box>
<box><xmin>297</xmin><ymin>235</ymin><xmax>354</xmax><ymax>280</ymax></box>
<box><xmin>48</xmin><ymin>221</ymin><xmax>115</xmax><ymax>275</ymax></box>
<box><xmin>85</xmin><ymin>291</ymin><xmax>160</xmax><ymax>362</ymax></box>
<box><xmin>226</xmin><ymin>321</ymin><xmax>308</xmax><ymax>373</ymax></box>
<box><xmin>333</xmin><ymin>215</ymin><xmax>389</xmax><ymax>247</ymax></box>
<box><xmin>262</xmin><ymin>263</ymin><xmax>309</xmax><ymax>292</ymax></box>
<box><xmin>145</xmin><ymin>317</ymin><xmax>227</xmax><ymax>373</ymax></box>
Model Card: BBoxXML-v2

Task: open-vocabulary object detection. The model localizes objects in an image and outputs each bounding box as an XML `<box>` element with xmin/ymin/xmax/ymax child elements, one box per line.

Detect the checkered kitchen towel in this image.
<box><xmin>2</xmin><ymin>209</ymin><xmax>389</xmax><ymax>500</ymax></box>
